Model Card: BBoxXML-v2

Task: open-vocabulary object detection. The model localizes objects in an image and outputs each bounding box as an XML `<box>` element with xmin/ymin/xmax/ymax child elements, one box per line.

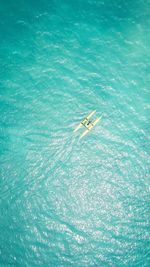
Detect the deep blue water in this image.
<box><xmin>0</xmin><ymin>0</ymin><xmax>150</xmax><ymax>266</ymax></box>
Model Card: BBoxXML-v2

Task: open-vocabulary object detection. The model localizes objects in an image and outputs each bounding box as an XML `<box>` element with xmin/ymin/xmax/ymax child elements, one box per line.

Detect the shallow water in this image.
<box><xmin>0</xmin><ymin>0</ymin><xmax>150</xmax><ymax>266</ymax></box>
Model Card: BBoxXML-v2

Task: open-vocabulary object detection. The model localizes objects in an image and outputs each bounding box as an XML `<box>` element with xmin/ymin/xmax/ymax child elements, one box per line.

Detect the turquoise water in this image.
<box><xmin>0</xmin><ymin>0</ymin><xmax>150</xmax><ymax>266</ymax></box>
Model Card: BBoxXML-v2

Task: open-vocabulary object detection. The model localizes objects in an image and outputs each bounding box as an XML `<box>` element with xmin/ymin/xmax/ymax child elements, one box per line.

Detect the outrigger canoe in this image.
<box><xmin>74</xmin><ymin>110</ymin><xmax>102</xmax><ymax>139</ymax></box>
<box><xmin>73</xmin><ymin>110</ymin><xmax>96</xmax><ymax>133</ymax></box>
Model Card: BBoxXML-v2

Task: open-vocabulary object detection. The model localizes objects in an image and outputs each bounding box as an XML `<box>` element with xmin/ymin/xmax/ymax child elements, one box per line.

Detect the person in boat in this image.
<box><xmin>87</xmin><ymin>120</ymin><xmax>92</xmax><ymax>126</ymax></box>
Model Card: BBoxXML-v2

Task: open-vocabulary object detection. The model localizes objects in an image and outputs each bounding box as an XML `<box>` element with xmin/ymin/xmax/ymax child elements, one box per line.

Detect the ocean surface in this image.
<box><xmin>0</xmin><ymin>0</ymin><xmax>150</xmax><ymax>266</ymax></box>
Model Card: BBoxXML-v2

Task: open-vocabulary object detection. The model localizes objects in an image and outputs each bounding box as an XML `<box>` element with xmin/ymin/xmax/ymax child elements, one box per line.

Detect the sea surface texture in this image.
<box><xmin>0</xmin><ymin>0</ymin><xmax>150</xmax><ymax>266</ymax></box>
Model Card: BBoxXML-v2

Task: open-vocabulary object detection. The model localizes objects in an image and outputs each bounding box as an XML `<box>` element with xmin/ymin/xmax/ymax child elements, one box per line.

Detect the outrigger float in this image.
<box><xmin>74</xmin><ymin>110</ymin><xmax>102</xmax><ymax>139</ymax></box>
